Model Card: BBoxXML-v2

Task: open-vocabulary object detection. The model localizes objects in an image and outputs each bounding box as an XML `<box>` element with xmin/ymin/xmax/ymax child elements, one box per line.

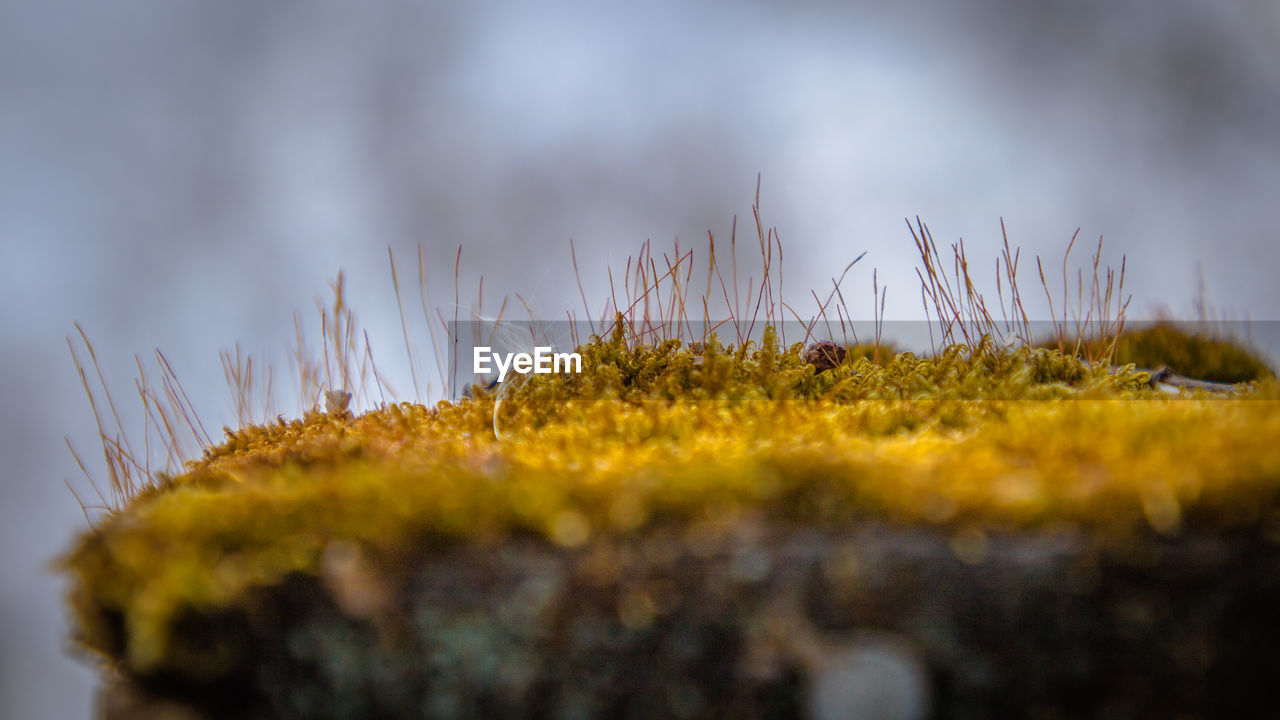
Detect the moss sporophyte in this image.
<box><xmin>59</xmin><ymin>208</ymin><xmax>1280</xmax><ymax>703</ymax></box>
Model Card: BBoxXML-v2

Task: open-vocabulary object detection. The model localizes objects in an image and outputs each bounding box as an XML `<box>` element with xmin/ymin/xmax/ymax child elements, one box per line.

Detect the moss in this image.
<box><xmin>60</xmin><ymin>332</ymin><xmax>1280</xmax><ymax>680</ymax></box>
<box><xmin>1055</xmin><ymin>322</ymin><xmax>1274</xmax><ymax>383</ymax></box>
<box><xmin>1111</xmin><ymin>323</ymin><xmax>1275</xmax><ymax>383</ymax></box>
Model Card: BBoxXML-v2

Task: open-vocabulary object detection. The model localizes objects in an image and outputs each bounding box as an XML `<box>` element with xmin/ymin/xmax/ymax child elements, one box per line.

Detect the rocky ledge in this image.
<box><xmin>95</xmin><ymin>521</ymin><xmax>1280</xmax><ymax>720</ymax></box>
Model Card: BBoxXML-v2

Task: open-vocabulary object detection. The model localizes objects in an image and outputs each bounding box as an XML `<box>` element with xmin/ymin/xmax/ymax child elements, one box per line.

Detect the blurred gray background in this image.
<box><xmin>3</xmin><ymin>1</ymin><xmax>1278</xmax><ymax>716</ymax></box>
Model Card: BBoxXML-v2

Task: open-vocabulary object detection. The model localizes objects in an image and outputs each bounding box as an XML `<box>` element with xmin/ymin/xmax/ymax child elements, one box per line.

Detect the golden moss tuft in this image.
<box><xmin>59</xmin><ymin>331</ymin><xmax>1280</xmax><ymax>678</ymax></box>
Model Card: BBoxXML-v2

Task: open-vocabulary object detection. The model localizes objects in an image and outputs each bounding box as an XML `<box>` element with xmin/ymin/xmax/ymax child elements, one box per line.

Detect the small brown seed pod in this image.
<box><xmin>804</xmin><ymin>341</ymin><xmax>847</xmax><ymax>371</ymax></box>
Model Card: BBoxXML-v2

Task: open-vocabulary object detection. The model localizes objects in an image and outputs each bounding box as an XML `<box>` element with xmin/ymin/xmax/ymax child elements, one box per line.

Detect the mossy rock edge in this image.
<box><xmin>65</xmin><ymin>335</ymin><xmax>1280</xmax><ymax>719</ymax></box>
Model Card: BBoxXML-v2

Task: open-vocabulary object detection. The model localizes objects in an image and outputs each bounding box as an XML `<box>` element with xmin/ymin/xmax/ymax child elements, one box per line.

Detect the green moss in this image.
<box><xmin>1112</xmin><ymin>323</ymin><xmax>1275</xmax><ymax>383</ymax></box>
<box><xmin>60</xmin><ymin>332</ymin><xmax>1280</xmax><ymax>679</ymax></box>
<box><xmin>1053</xmin><ymin>322</ymin><xmax>1274</xmax><ymax>383</ymax></box>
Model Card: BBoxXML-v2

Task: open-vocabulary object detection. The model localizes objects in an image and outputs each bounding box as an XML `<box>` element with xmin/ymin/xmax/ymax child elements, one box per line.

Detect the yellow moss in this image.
<box><xmin>60</xmin><ymin>331</ymin><xmax>1280</xmax><ymax>677</ymax></box>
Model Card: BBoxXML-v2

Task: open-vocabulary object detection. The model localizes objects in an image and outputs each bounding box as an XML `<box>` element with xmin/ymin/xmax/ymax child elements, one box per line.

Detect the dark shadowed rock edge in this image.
<box><xmin>95</xmin><ymin>522</ymin><xmax>1280</xmax><ymax>719</ymax></box>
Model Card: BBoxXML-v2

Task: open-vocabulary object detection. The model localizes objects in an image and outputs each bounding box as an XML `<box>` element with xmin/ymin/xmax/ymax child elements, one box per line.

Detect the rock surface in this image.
<box><xmin>96</xmin><ymin>521</ymin><xmax>1280</xmax><ymax>719</ymax></box>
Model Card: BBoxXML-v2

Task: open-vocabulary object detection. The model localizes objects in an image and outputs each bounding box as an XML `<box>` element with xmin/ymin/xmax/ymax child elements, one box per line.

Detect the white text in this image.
<box><xmin>474</xmin><ymin>346</ymin><xmax>582</xmax><ymax>382</ymax></box>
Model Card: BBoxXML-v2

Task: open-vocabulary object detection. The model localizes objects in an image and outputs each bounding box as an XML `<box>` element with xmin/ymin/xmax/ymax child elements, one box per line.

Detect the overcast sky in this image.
<box><xmin>3</xmin><ymin>2</ymin><xmax>1278</xmax><ymax>716</ymax></box>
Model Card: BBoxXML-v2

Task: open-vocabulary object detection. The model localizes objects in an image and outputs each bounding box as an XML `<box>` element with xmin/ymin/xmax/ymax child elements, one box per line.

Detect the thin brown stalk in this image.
<box><xmin>451</xmin><ymin>246</ymin><xmax>462</xmax><ymax>398</ymax></box>
<box><xmin>709</xmin><ymin>231</ymin><xmax>742</xmax><ymax>345</ymax></box>
<box><xmin>65</xmin><ymin>438</ymin><xmax>109</xmax><ymax>514</ymax></box>
<box><xmin>389</xmin><ymin>247</ymin><xmax>423</xmax><ymax>400</ymax></box>
<box><xmin>74</xmin><ymin>324</ymin><xmax>139</xmax><ymax>467</ymax></box>
<box><xmin>569</xmin><ymin>239</ymin><xmax>597</xmax><ymax>337</ymax></box>
<box><xmin>417</xmin><ymin>245</ymin><xmax>447</xmax><ymax>396</ymax></box>
<box><xmin>156</xmin><ymin>349</ymin><xmax>211</xmax><ymax>450</ymax></box>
